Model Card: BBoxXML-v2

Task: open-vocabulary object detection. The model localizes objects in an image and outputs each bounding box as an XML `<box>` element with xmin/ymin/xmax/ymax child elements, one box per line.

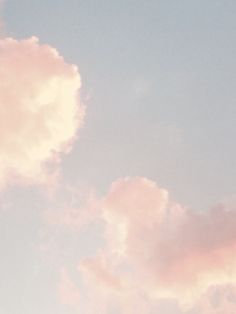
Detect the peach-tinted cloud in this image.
<box><xmin>101</xmin><ymin>178</ymin><xmax>236</xmax><ymax>305</ymax></box>
<box><xmin>0</xmin><ymin>37</ymin><xmax>84</xmax><ymax>187</ymax></box>
<box><xmin>78</xmin><ymin>254</ymin><xmax>156</xmax><ymax>314</ymax></box>
<box><xmin>70</xmin><ymin>177</ymin><xmax>236</xmax><ymax>312</ymax></box>
<box><xmin>46</xmin><ymin>177</ymin><xmax>236</xmax><ymax>313</ymax></box>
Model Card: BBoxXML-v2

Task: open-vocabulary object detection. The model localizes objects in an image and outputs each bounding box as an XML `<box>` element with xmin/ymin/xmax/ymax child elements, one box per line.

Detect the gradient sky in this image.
<box><xmin>1</xmin><ymin>1</ymin><xmax>236</xmax><ymax>314</ymax></box>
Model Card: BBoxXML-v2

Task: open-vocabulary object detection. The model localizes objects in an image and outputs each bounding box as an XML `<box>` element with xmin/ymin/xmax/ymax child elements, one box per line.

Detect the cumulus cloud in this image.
<box><xmin>72</xmin><ymin>177</ymin><xmax>236</xmax><ymax>312</ymax></box>
<box><xmin>101</xmin><ymin>178</ymin><xmax>236</xmax><ymax>304</ymax></box>
<box><xmin>0</xmin><ymin>37</ymin><xmax>84</xmax><ymax>187</ymax></box>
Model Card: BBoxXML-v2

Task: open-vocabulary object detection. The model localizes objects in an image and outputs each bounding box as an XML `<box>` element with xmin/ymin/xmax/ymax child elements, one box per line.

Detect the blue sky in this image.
<box><xmin>4</xmin><ymin>0</ymin><xmax>236</xmax><ymax>209</ymax></box>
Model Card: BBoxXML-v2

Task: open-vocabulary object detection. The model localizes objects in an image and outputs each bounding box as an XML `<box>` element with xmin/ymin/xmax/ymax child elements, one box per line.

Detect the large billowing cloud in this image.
<box><xmin>0</xmin><ymin>37</ymin><xmax>84</xmax><ymax>187</ymax></box>
<box><xmin>70</xmin><ymin>177</ymin><xmax>236</xmax><ymax>312</ymax></box>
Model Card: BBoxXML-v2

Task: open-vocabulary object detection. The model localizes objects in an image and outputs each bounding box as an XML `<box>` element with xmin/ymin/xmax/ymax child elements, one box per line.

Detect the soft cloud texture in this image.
<box><xmin>45</xmin><ymin>184</ymin><xmax>100</xmax><ymax>229</ymax></box>
<box><xmin>58</xmin><ymin>268</ymin><xmax>81</xmax><ymax>307</ymax></box>
<box><xmin>0</xmin><ymin>37</ymin><xmax>84</xmax><ymax>187</ymax></box>
<box><xmin>188</xmin><ymin>284</ymin><xmax>236</xmax><ymax>314</ymax></box>
<box><xmin>101</xmin><ymin>178</ymin><xmax>236</xmax><ymax>303</ymax></box>
<box><xmin>69</xmin><ymin>177</ymin><xmax>236</xmax><ymax>312</ymax></box>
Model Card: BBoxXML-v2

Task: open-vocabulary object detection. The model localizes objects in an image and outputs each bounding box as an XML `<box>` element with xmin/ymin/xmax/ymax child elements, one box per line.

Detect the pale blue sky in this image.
<box><xmin>4</xmin><ymin>0</ymin><xmax>236</xmax><ymax>209</ymax></box>
<box><xmin>1</xmin><ymin>1</ymin><xmax>236</xmax><ymax>313</ymax></box>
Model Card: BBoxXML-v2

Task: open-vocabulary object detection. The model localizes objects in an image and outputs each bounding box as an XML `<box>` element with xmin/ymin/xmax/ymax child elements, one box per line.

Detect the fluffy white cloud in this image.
<box><xmin>0</xmin><ymin>37</ymin><xmax>84</xmax><ymax>187</ymax></box>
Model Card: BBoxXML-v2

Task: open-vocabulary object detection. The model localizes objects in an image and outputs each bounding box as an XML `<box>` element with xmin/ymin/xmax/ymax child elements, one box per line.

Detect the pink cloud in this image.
<box><xmin>78</xmin><ymin>254</ymin><xmax>158</xmax><ymax>314</ymax></box>
<box><xmin>72</xmin><ymin>177</ymin><xmax>236</xmax><ymax>311</ymax></box>
<box><xmin>44</xmin><ymin>177</ymin><xmax>236</xmax><ymax>313</ymax></box>
<box><xmin>0</xmin><ymin>37</ymin><xmax>84</xmax><ymax>187</ymax></box>
<box><xmin>102</xmin><ymin>178</ymin><xmax>236</xmax><ymax>304</ymax></box>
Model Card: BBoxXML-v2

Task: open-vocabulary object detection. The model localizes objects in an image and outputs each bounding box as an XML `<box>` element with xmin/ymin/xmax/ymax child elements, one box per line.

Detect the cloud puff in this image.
<box><xmin>0</xmin><ymin>37</ymin><xmax>84</xmax><ymax>187</ymax></box>
<box><xmin>75</xmin><ymin>177</ymin><xmax>236</xmax><ymax>311</ymax></box>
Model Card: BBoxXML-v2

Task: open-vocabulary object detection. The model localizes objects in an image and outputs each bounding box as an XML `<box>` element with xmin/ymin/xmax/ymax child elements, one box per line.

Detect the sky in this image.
<box><xmin>0</xmin><ymin>1</ymin><xmax>236</xmax><ymax>313</ymax></box>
